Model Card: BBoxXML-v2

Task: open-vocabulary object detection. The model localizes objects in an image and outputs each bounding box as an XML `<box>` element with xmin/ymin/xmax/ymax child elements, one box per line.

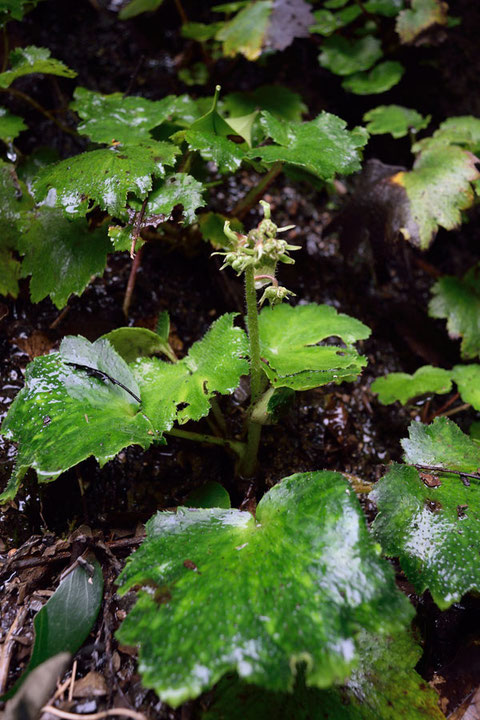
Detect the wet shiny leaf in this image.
<box><xmin>139</xmin><ymin>172</ymin><xmax>206</xmax><ymax>224</ymax></box>
<box><xmin>371</xmin><ymin>365</ymin><xmax>453</xmax><ymax>405</ymax></box>
<box><xmin>249</xmin><ymin>111</ymin><xmax>368</xmax><ymax>180</ymax></box>
<box><xmin>206</xmin><ymin>629</ymin><xmax>445</xmax><ymax>720</ymax></box>
<box><xmin>33</xmin><ymin>141</ymin><xmax>179</xmax><ymax>216</ymax></box>
<box><xmin>373</xmin><ymin>458</ymin><xmax>480</xmax><ymax>609</ymax></box>
<box><xmin>402</xmin><ymin>417</ymin><xmax>480</xmax><ymax>472</ymax></box>
<box><xmin>429</xmin><ymin>264</ymin><xmax>480</xmax><ymax>358</ymax></box>
<box><xmin>0</xmin><ymin>45</ymin><xmax>76</xmax><ymax>88</ymax></box>
<box><xmin>117</xmin><ymin>471</ymin><xmax>413</xmax><ymax>707</ymax></box>
<box><xmin>71</xmin><ymin>87</ymin><xmax>177</xmax><ymax>144</ymax></box>
<box><xmin>17</xmin><ymin>207</ymin><xmax>111</xmax><ymax>308</ymax></box>
<box><xmin>258</xmin><ymin>303</ymin><xmax>370</xmax><ymax>390</ymax></box>
<box><xmin>133</xmin><ymin>313</ymin><xmax>249</xmax><ymax>427</ymax></box>
<box><xmin>0</xmin><ymin>340</ymin><xmax>157</xmax><ymax>502</ymax></box>
<box><xmin>0</xmin><ymin>105</ymin><xmax>26</xmax><ymax>142</ymax></box>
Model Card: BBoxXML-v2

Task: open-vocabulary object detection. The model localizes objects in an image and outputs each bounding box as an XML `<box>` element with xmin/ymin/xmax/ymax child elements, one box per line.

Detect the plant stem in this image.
<box><xmin>414</xmin><ymin>464</ymin><xmax>480</xmax><ymax>482</ymax></box>
<box><xmin>166</xmin><ymin>427</ymin><xmax>245</xmax><ymax>458</ymax></box>
<box><xmin>122</xmin><ymin>245</ymin><xmax>143</xmax><ymax>318</ymax></box>
<box><xmin>241</xmin><ymin>265</ymin><xmax>263</xmax><ymax>477</ymax></box>
<box><xmin>0</xmin><ymin>86</ymin><xmax>78</xmax><ymax>137</ymax></box>
<box><xmin>231</xmin><ymin>162</ymin><xmax>283</xmax><ymax>221</ymax></box>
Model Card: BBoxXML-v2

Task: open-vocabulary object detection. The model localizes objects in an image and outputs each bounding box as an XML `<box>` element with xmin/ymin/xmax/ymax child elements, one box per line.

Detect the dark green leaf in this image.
<box><xmin>181</xmin><ymin>21</ymin><xmax>224</xmax><ymax>42</ymax></box>
<box><xmin>363</xmin><ymin>0</ymin><xmax>404</xmax><ymax>16</ymax></box>
<box><xmin>178</xmin><ymin>62</ymin><xmax>209</xmax><ymax>87</ymax></box>
<box><xmin>0</xmin><ymin>45</ymin><xmax>76</xmax><ymax>88</ymax></box>
<box><xmin>2</xmin><ymin>558</ymin><xmax>103</xmax><ymax>699</ymax></box>
<box><xmin>429</xmin><ymin>264</ymin><xmax>480</xmax><ymax>358</ymax></box>
<box><xmin>198</xmin><ymin>212</ymin><xmax>244</xmax><ymax>249</ymax></box>
<box><xmin>372</xmin><ymin>460</ymin><xmax>480</xmax><ymax>609</ymax></box>
<box><xmin>249</xmin><ymin>111</ymin><xmax>368</xmax><ymax>180</ymax></box>
<box><xmin>342</xmin><ymin>61</ymin><xmax>404</xmax><ymax>94</ymax></box>
<box><xmin>185</xmin><ymin>128</ymin><xmax>246</xmax><ymax>173</ymax></box>
<box><xmin>17</xmin><ymin>207</ymin><xmax>110</xmax><ymax>308</ymax></box>
<box><xmin>71</xmin><ymin>87</ymin><xmax>177</xmax><ymax>144</ymax></box>
<box><xmin>0</xmin><ymin>340</ymin><xmax>157</xmax><ymax>502</ymax></box>
<box><xmin>33</xmin><ymin>141</ymin><xmax>179</xmax><ymax>216</ymax></box>
<box><xmin>206</xmin><ymin>629</ymin><xmax>445</xmax><ymax>720</ymax></box>
<box><xmin>117</xmin><ymin>471</ymin><xmax>413</xmax><ymax>706</ymax></box>
<box><xmin>184</xmin><ymin>480</ymin><xmax>231</xmax><ymax>509</ymax></box>
<box><xmin>140</xmin><ymin>172</ymin><xmax>206</xmax><ymax>225</ymax></box>
<box><xmin>371</xmin><ymin>366</ymin><xmax>453</xmax><ymax>405</ymax></box>
<box><xmin>119</xmin><ymin>0</ymin><xmax>164</xmax><ymax>20</ymax></box>
<box><xmin>319</xmin><ymin>35</ymin><xmax>383</xmax><ymax>76</ymax></box>
<box><xmin>258</xmin><ymin>303</ymin><xmax>370</xmax><ymax>390</ymax></box>
<box><xmin>223</xmin><ymin>86</ymin><xmax>306</xmax><ymax>122</ymax></box>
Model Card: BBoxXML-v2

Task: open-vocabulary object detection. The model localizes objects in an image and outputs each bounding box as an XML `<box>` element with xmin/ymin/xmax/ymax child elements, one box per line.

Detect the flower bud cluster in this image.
<box><xmin>215</xmin><ymin>201</ymin><xmax>299</xmax><ymax>306</ymax></box>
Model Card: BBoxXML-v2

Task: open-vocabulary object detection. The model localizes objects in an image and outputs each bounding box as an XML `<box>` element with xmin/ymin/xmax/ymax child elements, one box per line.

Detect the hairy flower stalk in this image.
<box><xmin>217</xmin><ymin>201</ymin><xmax>299</xmax><ymax>475</ymax></box>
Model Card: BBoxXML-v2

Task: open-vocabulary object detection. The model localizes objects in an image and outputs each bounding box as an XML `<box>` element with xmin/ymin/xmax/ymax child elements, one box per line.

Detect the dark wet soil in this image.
<box><xmin>2</xmin><ymin>0</ymin><xmax>480</xmax><ymax>717</ymax></box>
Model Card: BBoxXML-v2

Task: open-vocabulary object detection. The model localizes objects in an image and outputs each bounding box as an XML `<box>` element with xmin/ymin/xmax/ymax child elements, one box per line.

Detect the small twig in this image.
<box><xmin>438</xmin><ymin>402</ymin><xmax>471</xmax><ymax>419</ymax></box>
<box><xmin>174</xmin><ymin>0</ymin><xmax>188</xmax><ymax>24</ymax></box>
<box><xmin>428</xmin><ymin>391</ymin><xmax>460</xmax><ymax>421</ymax></box>
<box><xmin>0</xmin><ymin>606</ymin><xmax>28</xmax><ymax>694</ymax></box>
<box><xmin>414</xmin><ymin>464</ymin><xmax>480</xmax><ymax>481</ymax></box>
<box><xmin>68</xmin><ymin>660</ymin><xmax>77</xmax><ymax>702</ymax></box>
<box><xmin>231</xmin><ymin>162</ymin><xmax>283</xmax><ymax>221</ymax></box>
<box><xmin>41</xmin><ymin>706</ymin><xmax>148</xmax><ymax>720</ymax></box>
<box><xmin>49</xmin><ymin>305</ymin><xmax>70</xmax><ymax>329</ymax></box>
<box><xmin>0</xmin><ymin>87</ymin><xmax>78</xmax><ymax>137</ymax></box>
<box><xmin>52</xmin><ymin>674</ymin><xmax>73</xmax><ymax>702</ymax></box>
<box><xmin>65</xmin><ymin>362</ymin><xmax>141</xmax><ymax>404</ymax></box>
<box><xmin>123</xmin><ymin>54</ymin><xmax>145</xmax><ymax>98</ymax></box>
<box><xmin>122</xmin><ymin>246</ymin><xmax>143</xmax><ymax>318</ymax></box>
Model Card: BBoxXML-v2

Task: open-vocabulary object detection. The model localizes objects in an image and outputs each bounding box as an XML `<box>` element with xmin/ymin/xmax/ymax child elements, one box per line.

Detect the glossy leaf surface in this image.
<box><xmin>372</xmin><ymin>460</ymin><xmax>480</xmax><ymax>609</ymax></box>
<box><xmin>33</xmin><ymin>141</ymin><xmax>179</xmax><ymax>216</ymax></box>
<box><xmin>342</xmin><ymin>61</ymin><xmax>404</xmax><ymax>94</ymax></box>
<box><xmin>371</xmin><ymin>366</ymin><xmax>452</xmax><ymax>405</ymax></box>
<box><xmin>206</xmin><ymin>629</ymin><xmax>445</xmax><ymax>720</ymax></box>
<box><xmin>250</xmin><ymin>111</ymin><xmax>368</xmax><ymax>180</ymax></box>
<box><xmin>117</xmin><ymin>471</ymin><xmax>413</xmax><ymax>707</ymax></box>
<box><xmin>402</xmin><ymin>417</ymin><xmax>480</xmax><ymax>472</ymax></box>
<box><xmin>258</xmin><ymin>303</ymin><xmax>370</xmax><ymax>390</ymax></box>
<box><xmin>3</xmin><ymin>558</ymin><xmax>103</xmax><ymax>700</ymax></box>
<box><xmin>363</xmin><ymin>105</ymin><xmax>430</xmax><ymax>138</ymax></box>
<box><xmin>429</xmin><ymin>265</ymin><xmax>480</xmax><ymax>358</ymax></box>
<box><xmin>71</xmin><ymin>87</ymin><xmax>177</xmax><ymax>144</ymax></box>
<box><xmin>133</xmin><ymin>313</ymin><xmax>249</xmax><ymax>427</ymax></box>
<box><xmin>0</xmin><ymin>339</ymin><xmax>156</xmax><ymax>502</ymax></box>
<box><xmin>17</xmin><ymin>208</ymin><xmax>111</xmax><ymax>308</ymax></box>
<box><xmin>0</xmin><ymin>45</ymin><xmax>76</xmax><ymax>88</ymax></box>
<box><xmin>185</xmin><ymin>128</ymin><xmax>246</xmax><ymax>174</ymax></box>
<box><xmin>140</xmin><ymin>172</ymin><xmax>206</xmax><ymax>224</ymax></box>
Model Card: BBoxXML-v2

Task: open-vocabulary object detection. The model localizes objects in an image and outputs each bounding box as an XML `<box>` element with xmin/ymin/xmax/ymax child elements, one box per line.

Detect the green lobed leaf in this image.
<box><xmin>33</xmin><ymin>141</ymin><xmax>179</xmax><ymax>216</ymax></box>
<box><xmin>0</xmin><ymin>339</ymin><xmax>157</xmax><ymax>502</ymax></box>
<box><xmin>372</xmin><ymin>459</ymin><xmax>480</xmax><ymax>609</ymax></box>
<box><xmin>118</xmin><ymin>0</ymin><xmax>164</xmax><ymax>20</ymax></box>
<box><xmin>2</xmin><ymin>558</ymin><xmax>103</xmax><ymax>700</ymax></box>
<box><xmin>363</xmin><ymin>105</ymin><xmax>430</xmax><ymax>138</ymax></box>
<box><xmin>0</xmin><ymin>251</ymin><xmax>21</xmax><ymax>297</ymax></box>
<box><xmin>0</xmin><ymin>45</ymin><xmax>76</xmax><ymax>88</ymax></box>
<box><xmin>402</xmin><ymin>416</ymin><xmax>480</xmax><ymax>471</ymax></box>
<box><xmin>0</xmin><ymin>105</ymin><xmax>26</xmax><ymax>142</ymax></box>
<box><xmin>249</xmin><ymin>111</ymin><xmax>368</xmax><ymax>180</ymax></box>
<box><xmin>319</xmin><ymin>35</ymin><xmax>383</xmax><ymax>76</ymax></box>
<box><xmin>117</xmin><ymin>471</ymin><xmax>413</xmax><ymax>707</ymax></box>
<box><xmin>0</xmin><ymin>0</ymin><xmax>42</xmax><ymax>25</ymax></box>
<box><xmin>215</xmin><ymin>1</ymin><xmax>272</xmax><ymax>61</ymax></box>
<box><xmin>342</xmin><ymin>61</ymin><xmax>404</xmax><ymax>95</ymax></box>
<box><xmin>0</xmin><ymin>160</ymin><xmax>33</xmax><ymax>297</ymax></box>
<box><xmin>184</xmin><ymin>128</ymin><xmax>246</xmax><ymax>173</ymax></box>
<box><xmin>101</xmin><ymin>326</ymin><xmax>176</xmax><ymax>363</ymax></box>
<box><xmin>132</xmin><ymin>313</ymin><xmax>249</xmax><ymax>427</ymax></box>
<box><xmin>391</xmin><ymin>144</ymin><xmax>480</xmax><ymax>249</ymax></box>
<box><xmin>258</xmin><ymin>303</ymin><xmax>370</xmax><ymax>390</ymax></box>
<box><xmin>206</xmin><ymin>629</ymin><xmax>445</xmax><ymax>720</ymax></box>
<box><xmin>363</xmin><ymin>0</ymin><xmax>404</xmax><ymax>16</ymax></box>
<box><xmin>452</xmin><ymin>364</ymin><xmax>480</xmax><ymax>411</ymax></box>
<box><xmin>396</xmin><ymin>0</ymin><xmax>448</xmax><ymax>44</ymax></box>
<box><xmin>371</xmin><ymin>366</ymin><xmax>453</xmax><ymax>405</ymax></box>
<box><xmin>223</xmin><ymin>85</ymin><xmax>306</xmax><ymax>122</ymax></box>
<box><xmin>181</xmin><ymin>21</ymin><xmax>224</xmax><ymax>43</ymax></box>
<box><xmin>70</xmin><ymin>87</ymin><xmax>177</xmax><ymax>144</ymax></box>
<box><xmin>413</xmin><ymin>115</ymin><xmax>480</xmax><ymax>155</ymax></box>
<box><xmin>429</xmin><ymin>265</ymin><xmax>480</xmax><ymax>358</ymax></box>
<box><xmin>17</xmin><ymin>207</ymin><xmax>111</xmax><ymax>308</ymax></box>
<box><xmin>139</xmin><ymin>172</ymin><xmax>206</xmax><ymax>225</ymax></box>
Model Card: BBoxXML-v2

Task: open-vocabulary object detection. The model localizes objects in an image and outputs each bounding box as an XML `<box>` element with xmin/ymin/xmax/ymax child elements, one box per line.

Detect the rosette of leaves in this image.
<box><xmin>372</xmin><ymin>417</ymin><xmax>480</xmax><ymax>609</ymax></box>
<box><xmin>116</xmin><ymin>471</ymin><xmax>413</xmax><ymax>707</ymax></box>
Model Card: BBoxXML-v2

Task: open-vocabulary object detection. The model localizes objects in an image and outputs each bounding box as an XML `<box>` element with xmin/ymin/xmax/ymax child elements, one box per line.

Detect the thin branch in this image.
<box><xmin>231</xmin><ymin>162</ymin><xmax>283</xmax><ymax>221</ymax></box>
<box><xmin>414</xmin><ymin>464</ymin><xmax>480</xmax><ymax>481</ymax></box>
<box><xmin>122</xmin><ymin>246</ymin><xmax>143</xmax><ymax>319</ymax></box>
<box><xmin>41</xmin><ymin>706</ymin><xmax>147</xmax><ymax>720</ymax></box>
<box><xmin>0</xmin><ymin>86</ymin><xmax>78</xmax><ymax>137</ymax></box>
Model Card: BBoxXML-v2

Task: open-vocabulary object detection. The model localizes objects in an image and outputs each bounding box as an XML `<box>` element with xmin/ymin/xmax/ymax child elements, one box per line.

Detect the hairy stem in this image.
<box><xmin>166</xmin><ymin>427</ymin><xmax>245</xmax><ymax>458</ymax></box>
<box><xmin>231</xmin><ymin>162</ymin><xmax>283</xmax><ymax>221</ymax></box>
<box><xmin>241</xmin><ymin>265</ymin><xmax>264</xmax><ymax>476</ymax></box>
